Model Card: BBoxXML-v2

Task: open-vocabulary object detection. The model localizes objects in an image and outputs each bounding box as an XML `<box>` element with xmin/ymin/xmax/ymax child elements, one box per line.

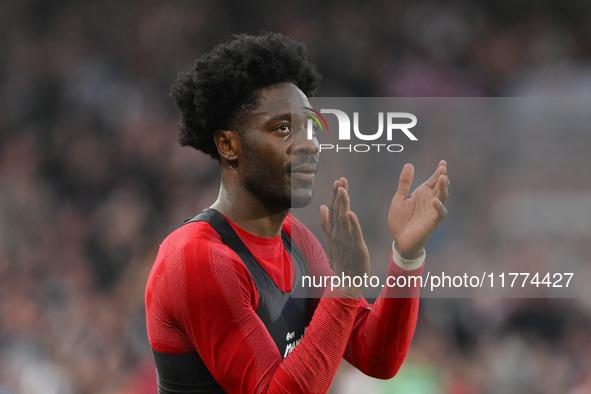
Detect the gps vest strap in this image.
<box><xmin>152</xmin><ymin>209</ymin><xmax>310</xmax><ymax>394</ymax></box>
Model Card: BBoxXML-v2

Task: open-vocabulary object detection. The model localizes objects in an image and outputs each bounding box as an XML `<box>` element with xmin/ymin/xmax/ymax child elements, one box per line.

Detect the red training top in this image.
<box><xmin>145</xmin><ymin>213</ymin><xmax>422</xmax><ymax>393</ymax></box>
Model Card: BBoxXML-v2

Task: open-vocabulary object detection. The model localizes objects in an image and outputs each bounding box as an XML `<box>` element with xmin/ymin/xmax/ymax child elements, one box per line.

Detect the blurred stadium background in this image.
<box><xmin>2</xmin><ymin>1</ymin><xmax>591</xmax><ymax>393</ymax></box>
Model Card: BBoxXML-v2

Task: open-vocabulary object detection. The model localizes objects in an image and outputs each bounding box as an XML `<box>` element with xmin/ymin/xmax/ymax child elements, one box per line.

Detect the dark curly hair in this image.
<box><xmin>171</xmin><ymin>32</ymin><xmax>321</xmax><ymax>159</ymax></box>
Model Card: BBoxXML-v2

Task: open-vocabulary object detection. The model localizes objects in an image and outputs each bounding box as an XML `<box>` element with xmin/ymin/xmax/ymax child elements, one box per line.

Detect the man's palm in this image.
<box><xmin>388</xmin><ymin>161</ymin><xmax>449</xmax><ymax>260</ymax></box>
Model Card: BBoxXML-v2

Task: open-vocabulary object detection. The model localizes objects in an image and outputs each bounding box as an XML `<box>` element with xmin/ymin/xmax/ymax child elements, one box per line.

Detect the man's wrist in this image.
<box><xmin>337</xmin><ymin>286</ymin><xmax>362</xmax><ymax>298</ymax></box>
<box><xmin>392</xmin><ymin>241</ymin><xmax>425</xmax><ymax>270</ymax></box>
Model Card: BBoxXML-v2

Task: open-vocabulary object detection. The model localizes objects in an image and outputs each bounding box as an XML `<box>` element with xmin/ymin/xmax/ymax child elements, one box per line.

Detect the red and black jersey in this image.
<box><xmin>145</xmin><ymin>210</ymin><xmax>423</xmax><ymax>393</ymax></box>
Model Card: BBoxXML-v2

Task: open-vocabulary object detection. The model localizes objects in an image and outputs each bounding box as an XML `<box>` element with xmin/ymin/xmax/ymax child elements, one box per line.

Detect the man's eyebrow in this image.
<box><xmin>266</xmin><ymin>113</ymin><xmax>291</xmax><ymax>122</ymax></box>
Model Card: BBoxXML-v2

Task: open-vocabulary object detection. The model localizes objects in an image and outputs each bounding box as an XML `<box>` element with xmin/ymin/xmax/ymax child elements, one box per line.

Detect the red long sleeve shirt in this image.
<box><xmin>145</xmin><ymin>213</ymin><xmax>422</xmax><ymax>393</ymax></box>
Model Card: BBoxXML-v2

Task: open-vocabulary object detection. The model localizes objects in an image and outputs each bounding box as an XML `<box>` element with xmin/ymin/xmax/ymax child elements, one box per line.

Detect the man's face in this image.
<box><xmin>238</xmin><ymin>83</ymin><xmax>320</xmax><ymax>211</ymax></box>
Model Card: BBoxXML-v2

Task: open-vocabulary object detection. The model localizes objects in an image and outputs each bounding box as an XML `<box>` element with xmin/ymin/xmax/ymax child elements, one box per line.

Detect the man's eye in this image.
<box><xmin>276</xmin><ymin>124</ymin><xmax>291</xmax><ymax>134</ymax></box>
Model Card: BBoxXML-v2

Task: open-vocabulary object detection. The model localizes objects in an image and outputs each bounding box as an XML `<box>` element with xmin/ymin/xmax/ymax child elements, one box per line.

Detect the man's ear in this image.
<box><xmin>214</xmin><ymin>130</ymin><xmax>240</xmax><ymax>161</ymax></box>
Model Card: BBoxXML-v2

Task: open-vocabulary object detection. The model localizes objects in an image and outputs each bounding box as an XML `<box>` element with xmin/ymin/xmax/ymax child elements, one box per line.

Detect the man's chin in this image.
<box><xmin>290</xmin><ymin>191</ymin><xmax>314</xmax><ymax>209</ymax></box>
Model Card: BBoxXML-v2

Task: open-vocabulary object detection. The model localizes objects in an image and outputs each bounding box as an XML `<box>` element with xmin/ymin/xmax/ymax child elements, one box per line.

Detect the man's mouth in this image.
<box><xmin>290</xmin><ymin>164</ymin><xmax>317</xmax><ymax>180</ymax></box>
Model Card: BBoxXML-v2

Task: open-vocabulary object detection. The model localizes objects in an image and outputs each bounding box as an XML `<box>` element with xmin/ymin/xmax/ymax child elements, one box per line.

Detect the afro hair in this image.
<box><xmin>171</xmin><ymin>32</ymin><xmax>321</xmax><ymax>159</ymax></box>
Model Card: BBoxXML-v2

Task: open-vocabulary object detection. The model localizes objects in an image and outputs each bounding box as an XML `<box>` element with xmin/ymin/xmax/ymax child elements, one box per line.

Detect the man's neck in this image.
<box><xmin>211</xmin><ymin>185</ymin><xmax>289</xmax><ymax>238</ymax></box>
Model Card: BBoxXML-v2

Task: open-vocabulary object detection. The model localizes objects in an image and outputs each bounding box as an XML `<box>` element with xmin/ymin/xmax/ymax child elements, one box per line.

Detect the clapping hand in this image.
<box><xmin>388</xmin><ymin>160</ymin><xmax>450</xmax><ymax>260</ymax></box>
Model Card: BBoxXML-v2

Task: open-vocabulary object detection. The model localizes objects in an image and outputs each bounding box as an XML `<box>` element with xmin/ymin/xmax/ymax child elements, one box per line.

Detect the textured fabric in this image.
<box><xmin>145</xmin><ymin>213</ymin><xmax>423</xmax><ymax>393</ymax></box>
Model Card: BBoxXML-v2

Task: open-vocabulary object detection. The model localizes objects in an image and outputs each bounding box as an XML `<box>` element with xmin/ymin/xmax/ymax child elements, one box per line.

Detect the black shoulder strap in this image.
<box><xmin>185</xmin><ymin>208</ymin><xmax>291</xmax><ymax>293</ymax></box>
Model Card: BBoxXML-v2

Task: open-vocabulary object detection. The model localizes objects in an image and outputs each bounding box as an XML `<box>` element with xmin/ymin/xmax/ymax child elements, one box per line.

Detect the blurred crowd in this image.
<box><xmin>1</xmin><ymin>0</ymin><xmax>591</xmax><ymax>393</ymax></box>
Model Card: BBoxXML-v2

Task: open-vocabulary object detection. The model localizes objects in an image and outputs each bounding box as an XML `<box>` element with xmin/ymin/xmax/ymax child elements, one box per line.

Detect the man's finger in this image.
<box><xmin>435</xmin><ymin>174</ymin><xmax>449</xmax><ymax>204</ymax></box>
<box><xmin>320</xmin><ymin>204</ymin><xmax>329</xmax><ymax>239</ymax></box>
<box><xmin>347</xmin><ymin>211</ymin><xmax>365</xmax><ymax>244</ymax></box>
<box><xmin>338</xmin><ymin>177</ymin><xmax>348</xmax><ymax>192</ymax></box>
<box><xmin>425</xmin><ymin>161</ymin><xmax>446</xmax><ymax>189</ymax></box>
<box><xmin>338</xmin><ymin>187</ymin><xmax>352</xmax><ymax>233</ymax></box>
<box><xmin>333</xmin><ymin>178</ymin><xmax>349</xmax><ymax>233</ymax></box>
<box><xmin>328</xmin><ymin>179</ymin><xmax>339</xmax><ymax>230</ymax></box>
<box><xmin>432</xmin><ymin>197</ymin><xmax>448</xmax><ymax>223</ymax></box>
<box><xmin>395</xmin><ymin>163</ymin><xmax>414</xmax><ymax>199</ymax></box>
<box><xmin>338</xmin><ymin>179</ymin><xmax>350</xmax><ymax>216</ymax></box>
<box><xmin>332</xmin><ymin>186</ymin><xmax>344</xmax><ymax>238</ymax></box>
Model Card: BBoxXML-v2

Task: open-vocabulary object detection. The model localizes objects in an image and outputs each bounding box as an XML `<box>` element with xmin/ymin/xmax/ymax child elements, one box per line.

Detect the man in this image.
<box><xmin>145</xmin><ymin>32</ymin><xmax>449</xmax><ymax>393</ymax></box>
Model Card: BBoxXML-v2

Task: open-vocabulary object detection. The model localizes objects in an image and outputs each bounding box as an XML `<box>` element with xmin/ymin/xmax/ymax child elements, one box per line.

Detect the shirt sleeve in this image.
<box><xmin>343</xmin><ymin>256</ymin><xmax>422</xmax><ymax>379</ymax></box>
<box><xmin>149</xmin><ymin>222</ymin><xmax>365</xmax><ymax>394</ymax></box>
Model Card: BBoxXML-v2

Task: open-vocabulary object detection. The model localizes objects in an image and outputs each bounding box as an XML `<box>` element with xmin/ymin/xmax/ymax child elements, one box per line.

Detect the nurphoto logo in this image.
<box><xmin>304</xmin><ymin>107</ymin><xmax>418</xmax><ymax>153</ymax></box>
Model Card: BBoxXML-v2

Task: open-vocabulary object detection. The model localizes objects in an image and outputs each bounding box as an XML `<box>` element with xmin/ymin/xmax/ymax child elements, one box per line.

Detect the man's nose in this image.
<box><xmin>292</xmin><ymin>124</ymin><xmax>319</xmax><ymax>156</ymax></box>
